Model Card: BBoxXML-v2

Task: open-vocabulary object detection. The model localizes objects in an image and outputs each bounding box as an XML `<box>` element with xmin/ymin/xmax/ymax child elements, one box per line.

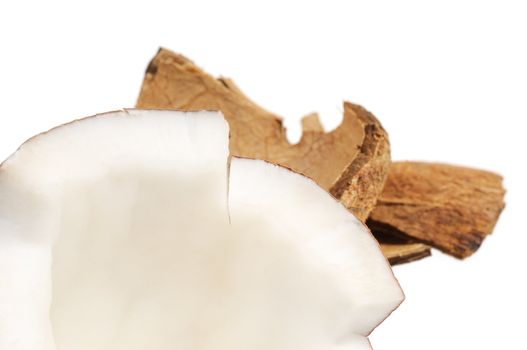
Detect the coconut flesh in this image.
<box><xmin>0</xmin><ymin>110</ymin><xmax>403</xmax><ymax>350</ymax></box>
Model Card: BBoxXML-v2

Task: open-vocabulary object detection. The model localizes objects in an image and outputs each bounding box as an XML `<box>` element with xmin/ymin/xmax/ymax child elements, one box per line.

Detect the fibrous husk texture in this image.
<box><xmin>369</xmin><ymin>162</ymin><xmax>505</xmax><ymax>258</ymax></box>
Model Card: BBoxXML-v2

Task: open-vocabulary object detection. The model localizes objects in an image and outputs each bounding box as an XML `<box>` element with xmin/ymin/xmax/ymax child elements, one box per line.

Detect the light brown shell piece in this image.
<box><xmin>368</xmin><ymin>162</ymin><xmax>506</xmax><ymax>259</ymax></box>
<box><xmin>137</xmin><ymin>48</ymin><xmax>390</xmax><ymax>222</ymax></box>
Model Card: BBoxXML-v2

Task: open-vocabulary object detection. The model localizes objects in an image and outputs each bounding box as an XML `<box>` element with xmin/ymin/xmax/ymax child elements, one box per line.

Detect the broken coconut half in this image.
<box><xmin>0</xmin><ymin>110</ymin><xmax>403</xmax><ymax>350</ymax></box>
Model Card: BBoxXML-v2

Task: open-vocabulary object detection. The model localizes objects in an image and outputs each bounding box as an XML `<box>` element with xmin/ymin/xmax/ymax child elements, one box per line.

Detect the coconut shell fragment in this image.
<box><xmin>368</xmin><ymin>162</ymin><xmax>506</xmax><ymax>259</ymax></box>
<box><xmin>379</xmin><ymin>242</ymin><xmax>431</xmax><ymax>266</ymax></box>
<box><xmin>137</xmin><ymin>48</ymin><xmax>390</xmax><ymax>223</ymax></box>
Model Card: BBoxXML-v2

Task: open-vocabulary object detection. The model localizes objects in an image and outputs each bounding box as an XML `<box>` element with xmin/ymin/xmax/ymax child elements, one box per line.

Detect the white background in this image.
<box><xmin>1</xmin><ymin>1</ymin><xmax>526</xmax><ymax>349</ymax></box>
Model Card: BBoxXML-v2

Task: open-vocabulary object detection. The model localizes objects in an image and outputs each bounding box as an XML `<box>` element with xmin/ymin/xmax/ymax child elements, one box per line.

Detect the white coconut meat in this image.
<box><xmin>0</xmin><ymin>110</ymin><xmax>403</xmax><ymax>350</ymax></box>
